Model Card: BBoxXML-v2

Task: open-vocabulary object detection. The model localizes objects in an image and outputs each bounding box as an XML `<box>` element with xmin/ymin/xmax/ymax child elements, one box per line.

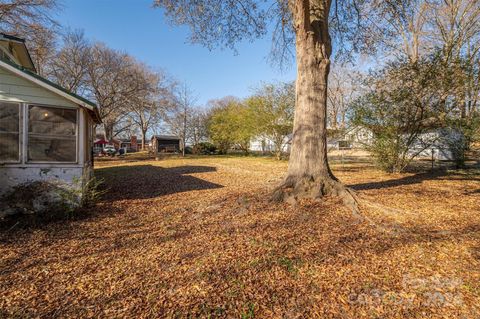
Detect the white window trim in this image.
<box><xmin>0</xmin><ymin>101</ymin><xmax>22</xmax><ymax>164</ymax></box>
<box><xmin>26</xmin><ymin>103</ymin><xmax>79</xmax><ymax>164</ymax></box>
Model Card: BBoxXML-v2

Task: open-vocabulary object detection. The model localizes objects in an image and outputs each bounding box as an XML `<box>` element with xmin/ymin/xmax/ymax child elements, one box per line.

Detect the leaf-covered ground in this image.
<box><xmin>1</xmin><ymin>155</ymin><xmax>479</xmax><ymax>318</ymax></box>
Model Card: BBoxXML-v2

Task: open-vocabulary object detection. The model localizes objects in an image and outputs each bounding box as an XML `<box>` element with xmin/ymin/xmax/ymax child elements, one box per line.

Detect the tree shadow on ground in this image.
<box><xmin>0</xmin><ymin>165</ymin><xmax>223</xmax><ymax>233</ymax></box>
<box><xmin>96</xmin><ymin>164</ymin><xmax>223</xmax><ymax>201</ymax></box>
<box><xmin>350</xmin><ymin>167</ymin><xmax>480</xmax><ymax>191</ymax></box>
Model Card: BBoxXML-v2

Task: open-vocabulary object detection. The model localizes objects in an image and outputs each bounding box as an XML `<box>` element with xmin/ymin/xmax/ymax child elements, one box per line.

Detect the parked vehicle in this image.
<box><xmin>103</xmin><ymin>145</ymin><xmax>117</xmax><ymax>156</ymax></box>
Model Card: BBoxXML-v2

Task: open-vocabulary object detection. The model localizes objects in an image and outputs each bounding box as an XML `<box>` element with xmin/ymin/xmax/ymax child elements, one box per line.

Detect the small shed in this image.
<box><xmin>151</xmin><ymin>135</ymin><xmax>182</xmax><ymax>153</ymax></box>
<box><xmin>0</xmin><ymin>33</ymin><xmax>101</xmax><ymax>197</ymax></box>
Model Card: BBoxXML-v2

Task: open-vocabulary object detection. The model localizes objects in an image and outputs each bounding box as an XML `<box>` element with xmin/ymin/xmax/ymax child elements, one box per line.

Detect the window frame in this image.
<box><xmin>0</xmin><ymin>101</ymin><xmax>22</xmax><ymax>164</ymax></box>
<box><xmin>26</xmin><ymin>103</ymin><xmax>79</xmax><ymax>164</ymax></box>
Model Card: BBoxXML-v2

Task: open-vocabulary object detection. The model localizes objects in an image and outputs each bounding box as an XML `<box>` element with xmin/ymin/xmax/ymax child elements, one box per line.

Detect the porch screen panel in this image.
<box><xmin>0</xmin><ymin>102</ymin><xmax>20</xmax><ymax>162</ymax></box>
<box><xmin>28</xmin><ymin>105</ymin><xmax>77</xmax><ymax>162</ymax></box>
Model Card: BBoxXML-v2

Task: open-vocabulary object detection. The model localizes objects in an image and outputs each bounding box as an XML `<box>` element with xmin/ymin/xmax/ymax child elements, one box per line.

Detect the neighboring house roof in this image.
<box><xmin>0</xmin><ymin>58</ymin><xmax>102</xmax><ymax>123</ymax></box>
<box><xmin>152</xmin><ymin>135</ymin><xmax>181</xmax><ymax>140</ymax></box>
<box><xmin>0</xmin><ymin>33</ymin><xmax>36</xmax><ymax>72</ymax></box>
<box><xmin>94</xmin><ymin>138</ymin><xmax>109</xmax><ymax>145</ymax></box>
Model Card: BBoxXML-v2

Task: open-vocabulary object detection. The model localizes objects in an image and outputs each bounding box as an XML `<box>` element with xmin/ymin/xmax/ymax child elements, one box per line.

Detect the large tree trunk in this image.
<box><xmin>104</xmin><ymin>122</ymin><xmax>114</xmax><ymax>141</ymax></box>
<box><xmin>182</xmin><ymin>109</ymin><xmax>187</xmax><ymax>157</ymax></box>
<box><xmin>182</xmin><ymin>135</ymin><xmax>186</xmax><ymax>157</ymax></box>
<box><xmin>141</xmin><ymin>129</ymin><xmax>147</xmax><ymax>151</ymax></box>
<box><xmin>273</xmin><ymin>0</ymin><xmax>356</xmax><ymax>208</ymax></box>
<box><xmin>274</xmin><ymin>134</ymin><xmax>284</xmax><ymax>160</ymax></box>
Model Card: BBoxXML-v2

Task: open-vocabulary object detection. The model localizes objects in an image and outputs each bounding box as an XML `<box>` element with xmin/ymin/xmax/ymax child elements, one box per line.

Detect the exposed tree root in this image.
<box><xmin>272</xmin><ymin>175</ymin><xmax>360</xmax><ymax>215</ymax></box>
<box><xmin>271</xmin><ymin>175</ymin><xmax>419</xmax><ymax>235</ymax></box>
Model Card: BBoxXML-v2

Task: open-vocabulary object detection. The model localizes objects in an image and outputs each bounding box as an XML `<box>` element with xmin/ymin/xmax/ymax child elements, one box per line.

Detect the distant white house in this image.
<box><xmin>249</xmin><ymin>135</ymin><xmax>291</xmax><ymax>153</ymax></box>
<box><xmin>408</xmin><ymin>128</ymin><xmax>464</xmax><ymax>161</ymax></box>
<box><xmin>332</xmin><ymin>125</ymin><xmax>463</xmax><ymax>161</ymax></box>
<box><xmin>344</xmin><ymin>126</ymin><xmax>374</xmax><ymax>148</ymax></box>
<box><xmin>326</xmin><ymin>126</ymin><xmax>374</xmax><ymax>150</ymax></box>
<box><xmin>249</xmin><ymin>128</ymin><xmax>371</xmax><ymax>154</ymax></box>
<box><xmin>0</xmin><ymin>33</ymin><xmax>101</xmax><ymax>196</ymax></box>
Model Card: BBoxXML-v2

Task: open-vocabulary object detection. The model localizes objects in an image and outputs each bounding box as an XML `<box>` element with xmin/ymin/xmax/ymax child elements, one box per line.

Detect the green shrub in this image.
<box><xmin>351</xmin><ymin>54</ymin><xmax>469</xmax><ymax>172</ymax></box>
<box><xmin>81</xmin><ymin>177</ymin><xmax>105</xmax><ymax>207</ymax></box>
<box><xmin>194</xmin><ymin>142</ymin><xmax>217</xmax><ymax>154</ymax></box>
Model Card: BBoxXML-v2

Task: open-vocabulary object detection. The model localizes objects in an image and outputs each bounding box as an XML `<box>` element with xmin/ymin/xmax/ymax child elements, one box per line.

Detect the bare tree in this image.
<box><xmin>128</xmin><ymin>66</ymin><xmax>173</xmax><ymax>150</ymax></box>
<box><xmin>327</xmin><ymin>66</ymin><xmax>364</xmax><ymax>129</ymax></box>
<box><xmin>368</xmin><ymin>0</ymin><xmax>430</xmax><ymax>62</ymax></box>
<box><xmin>163</xmin><ymin>83</ymin><xmax>198</xmax><ymax>157</ymax></box>
<box><xmin>26</xmin><ymin>24</ymin><xmax>56</xmax><ymax>76</ymax></box>
<box><xmin>85</xmin><ymin>44</ymin><xmax>149</xmax><ymax>140</ymax></box>
<box><xmin>429</xmin><ymin>0</ymin><xmax>480</xmax><ymax>118</ymax></box>
<box><xmin>0</xmin><ymin>0</ymin><xmax>58</xmax><ymax>29</ymax></box>
<box><xmin>0</xmin><ymin>0</ymin><xmax>60</xmax><ymax>74</ymax></box>
<box><xmin>368</xmin><ymin>0</ymin><xmax>480</xmax><ymax>119</ymax></box>
<box><xmin>48</xmin><ymin>30</ymin><xmax>90</xmax><ymax>94</ymax></box>
<box><xmin>375</xmin><ymin>0</ymin><xmax>480</xmax><ymax>118</ymax></box>
<box><xmin>188</xmin><ymin>108</ymin><xmax>209</xmax><ymax>153</ymax></box>
<box><xmin>429</xmin><ymin>0</ymin><xmax>480</xmax><ymax>63</ymax></box>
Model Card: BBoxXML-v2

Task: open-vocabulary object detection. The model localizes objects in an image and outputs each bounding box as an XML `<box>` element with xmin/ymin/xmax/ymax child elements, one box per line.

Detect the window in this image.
<box><xmin>0</xmin><ymin>102</ymin><xmax>20</xmax><ymax>162</ymax></box>
<box><xmin>28</xmin><ymin>105</ymin><xmax>77</xmax><ymax>162</ymax></box>
<box><xmin>338</xmin><ymin>140</ymin><xmax>351</xmax><ymax>149</ymax></box>
<box><xmin>0</xmin><ymin>48</ymin><xmax>14</xmax><ymax>64</ymax></box>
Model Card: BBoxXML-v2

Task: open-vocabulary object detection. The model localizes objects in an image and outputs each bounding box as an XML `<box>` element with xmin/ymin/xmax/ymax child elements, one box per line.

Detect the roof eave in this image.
<box><xmin>0</xmin><ymin>33</ymin><xmax>37</xmax><ymax>72</ymax></box>
<box><xmin>0</xmin><ymin>59</ymin><xmax>101</xmax><ymax>123</ymax></box>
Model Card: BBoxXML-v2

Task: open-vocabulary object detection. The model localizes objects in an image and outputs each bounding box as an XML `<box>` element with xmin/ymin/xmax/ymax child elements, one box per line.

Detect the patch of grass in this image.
<box><xmin>277</xmin><ymin>256</ymin><xmax>300</xmax><ymax>274</ymax></box>
<box><xmin>240</xmin><ymin>302</ymin><xmax>255</xmax><ymax>319</ymax></box>
<box><xmin>198</xmin><ymin>304</ymin><xmax>226</xmax><ymax>318</ymax></box>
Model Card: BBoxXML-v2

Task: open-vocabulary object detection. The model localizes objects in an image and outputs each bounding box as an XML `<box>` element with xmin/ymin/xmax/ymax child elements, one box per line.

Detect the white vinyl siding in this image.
<box><xmin>0</xmin><ymin>66</ymin><xmax>77</xmax><ymax>108</ymax></box>
<box><xmin>0</xmin><ymin>64</ymin><xmax>96</xmax><ymax>169</ymax></box>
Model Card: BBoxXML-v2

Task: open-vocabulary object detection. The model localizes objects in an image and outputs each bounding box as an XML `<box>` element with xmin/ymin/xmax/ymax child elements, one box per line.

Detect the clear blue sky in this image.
<box><xmin>56</xmin><ymin>0</ymin><xmax>297</xmax><ymax>105</ymax></box>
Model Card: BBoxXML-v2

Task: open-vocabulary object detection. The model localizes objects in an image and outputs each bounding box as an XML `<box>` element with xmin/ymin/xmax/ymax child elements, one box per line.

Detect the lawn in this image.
<box><xmin>1</xmin><ymin>155</ymin><xmax>479</xmax><ymax>318</ymax></box>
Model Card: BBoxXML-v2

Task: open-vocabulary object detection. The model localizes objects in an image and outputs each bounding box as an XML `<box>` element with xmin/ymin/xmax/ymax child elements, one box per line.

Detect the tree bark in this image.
<box><xmin>182</xmin><ymin>109</ymin><xmax>187</xmax><ymax>157</ymax></box>
<box><xmin>273</xmin><ymin>0</ymin><xmax>357</xmax><ymax>209</ymax></box>
<box><xmin>274</xmin><ymin>134</ymin><xmax>283</xmax><ymax>160</ymax></box>
<box><xmin>104</xmin><ymin>123</ymin><xmax>114</xmax><ymax>142</ymax></box>
<box><xmin>141</xmin><ymin>129</ymin><xmax>147</xmax><ymax>150</ymax></box>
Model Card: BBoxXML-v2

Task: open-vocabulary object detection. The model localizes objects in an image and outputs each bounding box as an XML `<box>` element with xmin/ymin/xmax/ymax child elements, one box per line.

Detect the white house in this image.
<box><xmin>337</xmin><ymin>125</ymin><xmax>462</xmax><ymax>161</ymax></box>
<box><xmin>0</xmin><ymin>33</ymin><xmax>101</xmax><ymax>196</ymax></box>
<box><xmin>249</xmin><ymin>135</ymin><xmax>291</xmax><ymax>154</ymax></box>
<box><xmin>325</xmin><ymin>126</ymin><xmax>374</xmax><ymax>151</ymax></box>
<box><xmin>408</xmin><ymin>128</ymin><xmax>464</xmax><ymax>161</ymax></box>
